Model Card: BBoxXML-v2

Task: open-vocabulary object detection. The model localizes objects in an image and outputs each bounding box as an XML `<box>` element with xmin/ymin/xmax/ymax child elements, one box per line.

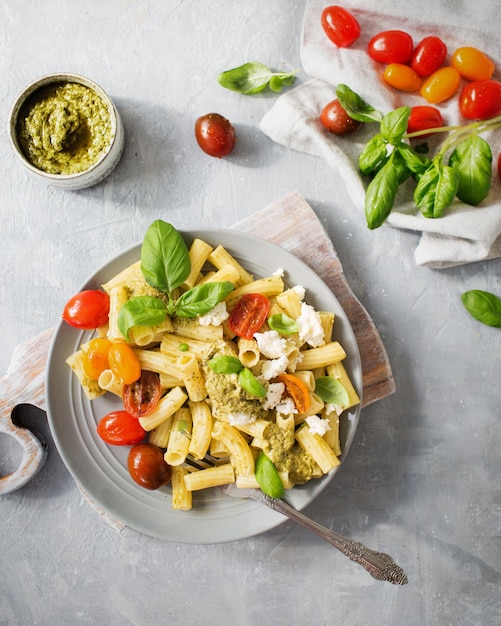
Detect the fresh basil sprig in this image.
<box><xmin>461</xmin><ymin>290</ymin><xmax>501</xmax><ymax>327</ymax></box>
<box><xmin>255</xmin><ymin>452</ymin><xmax>285</xmax><ymax>498</ymax></box>
<box><xmin>315</xmin><ymin>376</ymin><xmax>349</xmax><ymax>408</ymax></box>
<box><xmin>218</xmin><ymin>62</ymin><xmax>298</xmax><ymax>95</ymax></box>
<box><xmin>448</xmin><ymin>135</ymin><xmax>492</xmax><ymax>206</ymax></box>
<box><xmin>207</xmin><ymin>355</ymin><xmax>266</xmax><ymax>397</ymax></box>
<box><xmin>118</xmin><ymin>296</ymin><xmax>167</xmax><ymax>341</ymax></box>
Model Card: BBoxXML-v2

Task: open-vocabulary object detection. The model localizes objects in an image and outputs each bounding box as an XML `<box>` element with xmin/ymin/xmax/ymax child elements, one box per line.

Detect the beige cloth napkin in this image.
<box><xmin>260</xmin><ymin>0</ymin><xmax>501</xmax><ymax>268</ymax></box>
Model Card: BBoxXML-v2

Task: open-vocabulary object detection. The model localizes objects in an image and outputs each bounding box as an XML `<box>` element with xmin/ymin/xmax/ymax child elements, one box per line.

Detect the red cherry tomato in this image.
<box><xmin>497</xmin><ymin>153</ymin><xmax>501</xmax><ymax>180</ymax></box>
<box><xmin>321</xmin><ymin>5</ymin><xmax>360</xmax><ymax>48</ymax></box>
<box><xmin>195</xmin><ymin>113</ymin><xmax>236</xmax><ymax>158</ymax></box>
<box><xmin>62</xmin><ymin>290</ymin><xmax>110</xmax><ymax>330</ymax></box>
<box><xmin>460</xmin><ymin>80</ymin><xmax>501</xmax><ymax>120</ymax></box>
<box><xmin>228</xmin><ymin>293</ymin><xmax>271</xmax><ymax>339</ymax></box>
<box><xmin>452</xmin><ymin>47</ymin><xmax>495</xmax><ymax>82</ymax></box>
<box><xmin>97</xmin><ymin>410</ymin><xmax>146</xmax><ymax>446</ymax></box>
<box><xmin>108</xmin><ymin>342</ymin><xmax>141</xmax><ymax>385</ymax></box>
<box><xmin>421</xmin><ymin>67</ymin><xmax>461</xmax><ymax>104</ymax></box>
<box><xmin>128</xmin><ymin>443</ymin><xmax>171</xmax><ymax>490</ymax></box>
<box><xmin>368</xmin><ymin>30</ymin><xmax>413</xmax><ymax>64</ymax></box>
<box><xmin>411</xmin><ymin>36</ymin><xmax>447</xmax><ymax>77</ymax></box>
<box><xmin>383</xmin><ymin>63</ymin><xmax>421</xmax><ymax>92</ymax></box>
<box><xmin>320</xmin><ymin>99</ymin><xmax>362</xmax><ymax>135</ymax></box>
<box><xmin>82</xmin><ymin>337</ymin><xmax>112</xmax><ymax>380</ymax></box>
<box><xmin>123</xmin><ymin>370</ymin><xmax>162</xmax><ymax>418</ymax></box>
<box><xmin>407</xmin><ymin>105</ymin><xmax>444</xmax><ymax>137</ymax></box>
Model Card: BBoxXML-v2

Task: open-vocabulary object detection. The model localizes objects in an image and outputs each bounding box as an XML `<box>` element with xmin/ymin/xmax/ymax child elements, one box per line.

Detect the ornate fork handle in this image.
<box><xmin>253</xmin><ymin>490</ymin><xmax>408</xmax><ymax>585</ymax></box>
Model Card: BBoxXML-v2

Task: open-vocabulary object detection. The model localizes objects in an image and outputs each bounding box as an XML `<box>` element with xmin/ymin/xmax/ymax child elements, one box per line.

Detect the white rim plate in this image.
<box><xmin>46</xmin><ymin>229</ymin><xmax>362</xmax><ymax>543</ymax></box>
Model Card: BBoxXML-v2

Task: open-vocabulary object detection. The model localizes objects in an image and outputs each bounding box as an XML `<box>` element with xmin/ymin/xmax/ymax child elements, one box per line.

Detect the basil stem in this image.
<box><xmin>314</xmin><ymin>376</ymin><xmax>349</xmax><ymax>408</ymax></box>
<box><xmin>118</xmin><ymin>296</ymin><xmax>167</xmax><ymax>341</ymax></box>
<box><xmin>461</xmin><ymin>290</ymin><xmax>501</xmax><ymax>327</ymax></box>
<box><xmin>449</xmin><ymin>135</ymin><xmax>492</xmax><ymax>205</ymax></box>
<box><xmin>255</xmin><ymin>452</ymin><xmax>285</xmax><ymax>498</ymax></box>
<box><xmin>218</xmin><ymin>62</ymin><xmax>298</xmax><ymax>95</ymax></box>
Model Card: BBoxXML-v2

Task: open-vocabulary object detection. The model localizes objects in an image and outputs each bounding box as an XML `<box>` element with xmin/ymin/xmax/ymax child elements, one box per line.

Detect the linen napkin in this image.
<box><xmin>260</xmin><ymin>0</ymin><xmax>501</xmax><ymax>268</ymax></box>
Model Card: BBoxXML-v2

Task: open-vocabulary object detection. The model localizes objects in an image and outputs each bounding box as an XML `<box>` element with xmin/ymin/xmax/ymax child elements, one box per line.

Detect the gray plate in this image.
<box><xmin>46</xmin><ymin>229</ymin><xmax>362</xmax><ymax>543</ymax></box>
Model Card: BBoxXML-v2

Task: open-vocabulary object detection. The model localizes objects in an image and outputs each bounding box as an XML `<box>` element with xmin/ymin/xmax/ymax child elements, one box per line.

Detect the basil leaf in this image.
<box><xmin>117</xmin><ymin>296</ymin><xmax>167</xmax><ymax>341</ymax></box>
<box><xmin>365</xmin><ymin>153</ymin><xmax>400</xmax><ymax>229</ymax></box>
<box><xmin>268</xmin><ymin>313</ymin><xmax>298</xmax><ymax>335</ymax></box>
<box><xmin>449</xmin><ymin>135</ymin><xmax>492</xmax><ymax>205</ymax></box>
<box><xmin>141</xmin><ymin>220</ymin><xmax>191</xmax><ymax>294</ymax></box>
<box><xmin>315</xmin><ymin>376</ymin><xmax>349</xmax><ymax>407</ymax></box>
<box><xmin>380</xmin><ymin>107</ymin><xmax>411</xmax><ymax>146</ymax></box>
<box><xmin>218</xmin><ymin>62</ymin><xmax>297</xmax><ymax>95</ymax></box>
<box><xmin>414</xmin><ymin>158</ymin><xmax>458</xmax><ymax>218</ymax></box>
<box><xmin>238</xmin><ymin>367</ymin><xmax>266</xmax><ymax>398</ymax></box>
<box><xmin>397</xmin><ymin>142</ymin><xmax>430</xmax><ymax>174</ymax></box>
<box><xmin>255</xmin><ymin>452</ymin><xmax>285</xmax><ymax>499</ymax></box>
<box><xmin>207</xmin><ymin>355</ymin><xmax>243</xmax><ymax>374</ymax></box>
<box><xmin>461</xmin><ymin>290</ymin><xmax>501</xmax><ymax>327</ymax></box>
<box><xmin>335</xmin><ymin>84</ymin><xmax>383</xmax><ymax>123</ymax></box>
<box><xmin>174</xmin><ymin>281</ymin><xmax>234</xmax><ymax>318</ymax></box>
<box><xmin>359</xmin><ymin>134</ymin><xmax>389</xmax><ymax>176</ymax></box>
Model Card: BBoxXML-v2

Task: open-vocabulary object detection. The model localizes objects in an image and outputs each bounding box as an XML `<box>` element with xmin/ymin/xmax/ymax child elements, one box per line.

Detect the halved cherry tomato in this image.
<box><xmin>228</xmin><ymin>293</ymin><xmax>270</xmax><ymax>339</ymax></box>
<box><xmin>321</xmin><ymin>6</ymin><xmax>360</xmax><ymax>48</ymax></box>
<box><xmin>452</xmin><ymin>47</ymin><xmax>495</xmax><ymax>82</ymax></box>
<box><xmin>368</xmin><ymin>30</ymin><xmax>413</xmax><ymax>65</ymax></box>
<box><xmin>195</xmin><ymin>113</ymin><xmax>236</xmax><ymax>158</ymax></box>
<box><xmin>278</xmin><ymin>373</ymin><xmax>311</xmax><ymax>414</ymax></box>
<box><xmin>108</xmin><ymin>342</ymin><xmax>141</xmax><ymax>385</ymax></box>
<box><xmin>383</xmin><ymin>63</ymin><xmax>421</xmax><ymax>92</ymax></box>
<box><xmin>97</xmin><ymin>410</ymin><xmax>146</xmax><ymax>446</ymax></box>
<box><xmin>411</xmin><ymin>36</ymin><xmax>447</xmax><ymax>77</ymax></box>
<box><xmin>123</xmin><ymin>370</ymin><xmax>162</xmax><ymax>418</ymax></box>
<box><xmin>320</xmin><ymin>99</ymin><xmax>362</xmax><ymax>135</ymax></box>
<box><xmin>62</xmin><ymin>290</ymin><xmax>110</xmax><ymax>330</ymax></box>
<box><xmin>420</xmin><ymin>67</ymin><xmax>461</xmax><ymax>104</ymax></box>
<box><xmin>82</xmin><ymin>337</ymin><xmax>112</xmax><ymax>380</ymax></box>
<box><xmin>128</xmin><ymin>443</ymin><xmax>171</xmax><ymax>490</ymax></box>
<box><xmin>407</xmin><ymin>105</ymin><xmax>444</xmax><ymax>137</ymax></box>
<box><xmin>460</xmin><ymin>80</ymin><xmax>501</xmax><ymax>120</ymax></box>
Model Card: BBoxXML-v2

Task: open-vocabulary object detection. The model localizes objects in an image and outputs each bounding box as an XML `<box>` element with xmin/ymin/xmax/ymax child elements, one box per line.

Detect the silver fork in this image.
<box><xmin>185</xmin><ymin>457</ymin><xmax>408</xmax><ymax>585</ymax></box>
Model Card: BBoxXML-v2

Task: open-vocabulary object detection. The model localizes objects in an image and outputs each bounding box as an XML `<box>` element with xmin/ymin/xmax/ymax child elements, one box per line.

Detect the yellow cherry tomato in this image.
<box><xmin>82</xmin><ymin>337</ymin><xmax>112</xmax><ymax>380</ymax></box>
<box><xmin>108</xmin><ymin>342</ymin><xmax>141</xmax><ymax>385</ymax></box>
<box><xmin>383</xmin><ymin>63</ymin><xmax>422</xmax><ymax>92</ymax></box>
<box><xmin>451</xmin><ymin>46</ymin><xmax>495</xmax><ymax>81</ymax></box>
<box><xmin>421</xmin><ymin>67</ymin><xmax>461</xmax><ymax>104</ymax></box>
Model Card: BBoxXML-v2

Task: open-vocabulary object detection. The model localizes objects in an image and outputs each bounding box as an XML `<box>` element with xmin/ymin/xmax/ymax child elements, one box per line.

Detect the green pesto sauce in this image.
<box><xmin>17</xmin><ymin>82</ymin><xmax>112</xmax><ymax>175</ymax></box>
<box><xmin>263</xmin><ymin>423</ymin><xmax>317</xmax><ymax>484</ymax></box>
<box><xmin>204</xmin><ymin>369</ymin><xmax>268</xmax><ymax>420</ymax></box>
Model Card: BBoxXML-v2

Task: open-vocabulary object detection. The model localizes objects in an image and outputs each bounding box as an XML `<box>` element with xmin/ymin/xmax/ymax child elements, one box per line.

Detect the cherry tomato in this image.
<box><xmin>368</xmin><ymin>30</ymin><xmax>413</xmax><ymax>65</ymax></box>
<box><xmin>383</xmin><ymin>63</ymin><xmax>421</xmax><ymax>92</ymax></box>
<box><xmin>451</xmin><ymin>47</ymin><xmax>495</xmax><ymax>82</ymax></box>
<box><xmin>420</xmin><ymin>67</ymin><xmax>461</xmax><ymax>104</ymax></box>
<box><xmin>62</xmin><ymin>290</ymin><xmax>110</xmax><ymax>330</ymax></box>
<box><xmin>128</xmin><ymin>443</ymin><xmax>171</xmax><ymax>490</ymax></box>
<box><xmin>108</xmin><ymin>342</ymin><xmax>141</xmax><ymax>385</ymax></box>
<box><xmin>407</xmin><ymin>106</ymin><xmax>444</xmax><ymax>137</ymax></box>
<box><xmin>228</xmin><ymin>293</ymin><xmax>270</xmax><ymax>339</ymax></box>
<box><xmin>498</xmin><ymin>153</ymin><xmax>501</xmax><ymax>181</ymax></box>
<box><xmin>123</xmin><ymin>370</ymin><xmax>162</xmax><ymax>418</ymax></box>
<box><xmin>278</xmin><ymin>373</ymin><xmax>311</xmax><ymax>414</ymax></box>
<box><xmin>82</xmin><ymin>337</ymin><xmax>112</xmax><ymax>380</ymax></box>
<box><xmin>411</xmin><ymin>36</ymin><xmax>447</xmax><ymax>77</ymax></box>
<box><xmin>459</xmin><ymin>80</ymin><xmax>501</xmax><ymax>120</ymax></box>
<box><xmin>97</xmin><ymin>410</ymin><xmax>146</xmax><ymax>446</ymax></box>
<box><xmin>320</xmin><ymin>99</ymin><xmax>362</xmax><ymax>135</ymax></box>
<box><xmin>195</xmin><ymin>113</ymin><xmax>235</xmax><ymax>158</ymax></box>
<box><xmin>321</xmin><ymin>5</ymin><xmax>360</xmax><ymax>48</ymax></box>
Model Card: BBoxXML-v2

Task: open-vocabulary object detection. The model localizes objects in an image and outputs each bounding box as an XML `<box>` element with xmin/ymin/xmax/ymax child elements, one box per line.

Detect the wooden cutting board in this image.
<box><xmin>0</xmin><ymin>191</ymin><xmax>395</xmax><ymax>497</ymax></box>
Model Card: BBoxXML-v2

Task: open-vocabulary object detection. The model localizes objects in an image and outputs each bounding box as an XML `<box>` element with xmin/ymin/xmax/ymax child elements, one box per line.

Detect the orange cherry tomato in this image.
<box><xmin>383</xmin><ymin>63</ymin><xmax>422</xmax><ymax>92</ymax></box>
<box><xmin>128</xmin><ymin>443</ymin><xmax>171</xmax><ymax>490</ymax></box>
<box><xmin>97</xmin><ymin>410</ymin><xmax>146</xmax><ymax>446</ymax></box>
<box><xmin>108</xmin><ymin>342</ymin><xmax>141</xmax><ymax>385</ymax></box>
<box><xmin>407</xmin><ymin>106</ymin><xmax>444</xmax><ymax>137</ymax></box>
<box><xmin>411</xmin><ymin>36</ymin><xmax>447</xmax><ymax>77</ymax></box>
<box><xmin>82</xmin><ymin>337</ymin><xmax>112</xmax><ymax>380</ymax></box>
<box><xmin>123</xmin><ymin>370</ymin><xmax>162</xmax><ymax>418</ymax></box>
<box><xmin>278</xmin><ymin>373</ymin><xmax>311</xmax><ymax>414</ymax></box>
<box><xmin>228</xmin><ymin>293</ymin><xmax>271</xmax><ymax>339</ymax></box>
<box><xmin>421</xmin><ymin>67</ymin><xmax>461</xmax><ymax>104</ymax></box>
<box><xmin>451</xmin><ymin>47</ymin><xmax>495</xmax><ymax>82</ymax></box>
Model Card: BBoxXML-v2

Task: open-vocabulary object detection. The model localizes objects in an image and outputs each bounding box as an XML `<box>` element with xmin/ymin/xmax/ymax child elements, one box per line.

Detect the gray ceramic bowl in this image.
<box><xmin>8</xmin><ymin>73</ymin><xmax>125</xmax><ymax>190</ymax></box>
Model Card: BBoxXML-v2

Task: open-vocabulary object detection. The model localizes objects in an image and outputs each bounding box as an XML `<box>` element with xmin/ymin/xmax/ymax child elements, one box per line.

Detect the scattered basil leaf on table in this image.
<box><xmin>315</xmin><ymin>376</ymin><xmax>349</xmax><ymax>408</ymax></box>
<box><xmin>461</xmin><ymin>290</ymin><xmax>501</xmax><ymax>327</ymax></box>
<box><xmin>255</xmin><ymin>452</ymin><xmax>285</xmax><ymax>499</ymax></box>
<box><xmin>118</xmin><ymin>296</ymin><xmax>167</xmax><ymax>341</ymax></box>
<box><xmin>218</xmin><ymin>62</ymin><xmax>298</xmax><ymax>95</ymax></box>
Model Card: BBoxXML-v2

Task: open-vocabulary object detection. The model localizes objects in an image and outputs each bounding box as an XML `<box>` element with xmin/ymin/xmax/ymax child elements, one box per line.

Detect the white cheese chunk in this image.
<box><xmin>228</xmin><ymin>412</ymin><xmax>256</xmax><ymax>427</ymax></box>
<box><xmin>198</xmin><ymin>301</ymin><xmax>229</xmax><ymax>326</ymax></box>
<box><xmin>305</xmin><ymin>415</ymin><xmax>331</xmax><ymax>436</ymax></box>
<box><xmin>263</xmin><ymin>382</ymin><xmax>285</xmax><ymax>410</ymax></box>
<box><xmin>297</xmin><ymin>302</ymin><xmax>325</xmax><ymax>348</ymax></box>
<box><xmin>254</xmin><ymin>330</ymin><xmax>287</xmax><ymax>359</ymax></box>
<box><xmin>260</xmin><ymin>354</ymin><xmax>288</xmax><ymax>380</ymax></box>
